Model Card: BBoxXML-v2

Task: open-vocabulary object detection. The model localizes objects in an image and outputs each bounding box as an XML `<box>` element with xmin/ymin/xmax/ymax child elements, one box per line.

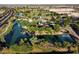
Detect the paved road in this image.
<box><xmin>66</xmin><ymin>27</ymin><xmax>79</xmax><ymax>40</ymax></box>
<box><xmin>0</xmin><ymin>9</ymin><xmax>10</xmax><ymax>22</ymax></box>
<box><xmin>66</xmin><ymin>24</ymin><xmax>79</xmax><ymax>40</ymax></box>
<box><xmin>0</xmin><ymin>8</ymin><xmax>14</xmax><ymax>36</ymax></box>
<box><xmin>0</xmin><ymin>22</ymin><xmax>11</xmax><ymax>36</ymax></box>
<box><xmin>0</xmin><ymin>8</ymin><xmax>14</xmax><ymax>27</ymax></box>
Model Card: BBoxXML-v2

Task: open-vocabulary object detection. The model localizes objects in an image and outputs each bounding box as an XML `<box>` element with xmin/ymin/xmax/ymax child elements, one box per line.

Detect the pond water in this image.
<box><xmin>4</xmin><ymin>20</ymin><xmax>32</xmax><ymax>45</ymax></box>
<box><xmin>36</xmin><ymin>33</ymin><xmax>76</xmax><ymax>44</ymax></box>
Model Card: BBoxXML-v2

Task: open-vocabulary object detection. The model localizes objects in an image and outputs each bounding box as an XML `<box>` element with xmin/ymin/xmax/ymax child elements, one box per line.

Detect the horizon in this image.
<box><xmin>0</xmin><ymin>4</ymin><xmax>79</xmax><ymax>7</ymax></box>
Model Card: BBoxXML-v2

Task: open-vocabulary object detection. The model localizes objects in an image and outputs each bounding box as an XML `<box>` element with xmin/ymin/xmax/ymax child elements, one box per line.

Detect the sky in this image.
<box><xmin>0</xmin><ymin>0</ymin><xmax>79</xmax><ymax>4</ymax></box>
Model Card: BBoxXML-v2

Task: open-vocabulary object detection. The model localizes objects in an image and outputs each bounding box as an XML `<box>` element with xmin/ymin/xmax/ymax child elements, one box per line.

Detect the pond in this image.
<box><xmin>36</xmin><ymin>33</ymin><xmax>76</xmax><ymax>44</ymax></box>
<box><xmin>4</xmin><ymin>20</ymin><xmax>32</xmax><ymax>46</ymax></box>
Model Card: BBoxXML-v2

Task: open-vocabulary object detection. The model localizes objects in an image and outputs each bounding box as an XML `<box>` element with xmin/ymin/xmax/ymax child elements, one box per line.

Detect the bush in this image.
<box><xmin>9</xmin><ymin>44</ymin><xmax>32</xmax><ymax>54</ymax></box>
